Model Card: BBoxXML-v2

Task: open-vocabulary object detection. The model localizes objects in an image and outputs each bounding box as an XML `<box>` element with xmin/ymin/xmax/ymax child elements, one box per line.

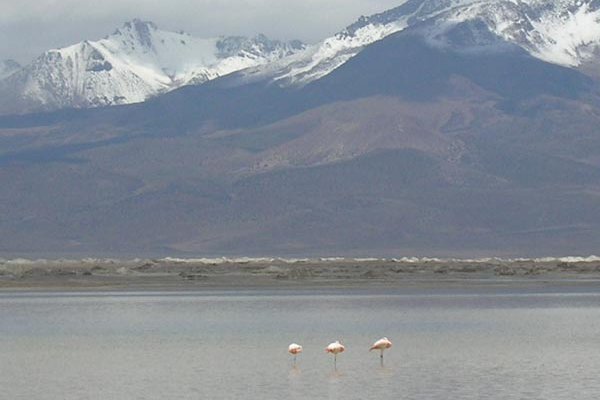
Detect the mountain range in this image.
<box><xmin>0</xmin><ymin>19</ymin><xmax>304</xmax><ymax>114</ymax></box>
<box><xmin>1</xmin><ymin>0</ymin><xmax>600</xmax><ymax>257</ymax></box>
<box><xmin>4</xmin><ymin>0</ymin><xmax>600</xmax><ymax>115</ymax></box>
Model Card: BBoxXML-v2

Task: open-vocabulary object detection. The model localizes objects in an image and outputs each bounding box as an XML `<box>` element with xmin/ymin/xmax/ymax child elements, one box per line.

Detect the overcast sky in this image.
<box><xmin>0</xmin><ymin>0</ymin><xmax>404</xmax><ymax>64</ymax></box>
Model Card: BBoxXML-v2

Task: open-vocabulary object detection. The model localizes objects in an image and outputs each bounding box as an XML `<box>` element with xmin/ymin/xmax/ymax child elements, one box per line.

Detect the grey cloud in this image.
<box><xmin>0</xmin><ymin>0</ymin><xmax>404</xmax><ymax>64</ymax></box>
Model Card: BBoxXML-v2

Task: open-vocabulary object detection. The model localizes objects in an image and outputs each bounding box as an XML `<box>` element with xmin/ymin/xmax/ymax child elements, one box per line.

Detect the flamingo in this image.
<box><xmin>288</xmin><ymin>343</ymin><xmax>303</xmax><ymax>365</ymax></box>
<box><xmin>325</xmin><ymin>340</ymin><xmax>345</xmax><ymax>369</ymax></box>
<box><xmin>370</xmin><ymin>337</ymin><xmax>392</xmax><ymax>365</ymax></box>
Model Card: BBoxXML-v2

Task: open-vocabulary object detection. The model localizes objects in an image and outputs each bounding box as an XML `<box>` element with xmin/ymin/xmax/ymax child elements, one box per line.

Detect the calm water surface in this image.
<box><xmin>1</xmin><ymin>287</ymin><xmax>599</xmax><ymax>400</ymax></box>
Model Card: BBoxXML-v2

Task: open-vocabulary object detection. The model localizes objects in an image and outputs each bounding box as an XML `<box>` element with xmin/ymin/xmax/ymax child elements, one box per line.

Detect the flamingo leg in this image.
<box><xmin>380</xmin><ymin>350</ymin><xmax>384</xmax><ymax>367</ymax></box>
<box><xmin>334</xmin><ymin>354</ymin><xmax>337</xmax><ymax>370</ymax></box>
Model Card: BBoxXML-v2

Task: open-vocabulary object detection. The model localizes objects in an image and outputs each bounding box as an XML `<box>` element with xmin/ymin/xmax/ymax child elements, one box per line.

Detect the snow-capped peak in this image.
<box><xmin>249</xmin><ymin>0</ymin><xmax>600</xmax><ymax>88</ymax></box>
<box><xmin>0</xmin><ymin>19</ymin><xmax>305</xmax><ymax>112</ymax></box>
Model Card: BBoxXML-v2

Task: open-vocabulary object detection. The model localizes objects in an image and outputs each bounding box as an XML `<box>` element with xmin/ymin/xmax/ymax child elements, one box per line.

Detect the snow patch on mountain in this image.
<box><xmin>528</xmin><ymin>2</ymin><xmax>600</xmax><ymax>66</ymax></box>
<box><xmin>274</xmin><ymin>20</ymin><xmax>409</xmax><ymax>86</ymax></box>
<box><xmin>392</xmin><ymin>0</ymin><xmax>600</xmax><ymax>67</ymax></box>
<box><xmin>423</xmin><ymin>0</ymin><xmax>600</xmax><ymax>67</ymax></box>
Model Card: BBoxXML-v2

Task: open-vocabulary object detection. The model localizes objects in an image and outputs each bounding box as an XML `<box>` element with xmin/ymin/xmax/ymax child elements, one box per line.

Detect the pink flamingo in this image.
<box><xmin>370</xmin><ymin>337</ymin><xmax>392</xmax><ymax>365</ymax></box>
<box><xmin>288</xmin><ymin>343</ymin><xmax>303</xmax><ymax>365</ymax></box>
<box><xmin>325</xmin><ymin>340</ymin><xmax>345</xmax><ymax>369</ymax></box>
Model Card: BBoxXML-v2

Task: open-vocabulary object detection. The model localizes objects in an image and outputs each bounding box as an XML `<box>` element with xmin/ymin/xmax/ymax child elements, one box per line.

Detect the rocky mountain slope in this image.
<box><xmin>0</xmin><ymin>19</ymin><xmax>304</xmax><ymax>114</ymax></box>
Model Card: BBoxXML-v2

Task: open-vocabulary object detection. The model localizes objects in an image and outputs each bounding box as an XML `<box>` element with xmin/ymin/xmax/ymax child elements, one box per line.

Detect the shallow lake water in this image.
<box><xmin>1</xmin><ymin>286</ymin><xmax>599</xmax><ymax>400</ymax></box>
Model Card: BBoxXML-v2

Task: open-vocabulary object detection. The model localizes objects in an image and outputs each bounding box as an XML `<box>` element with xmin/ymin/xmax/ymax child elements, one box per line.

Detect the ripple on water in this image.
<box><xmin>0</xmin><ymin>289</ymin><xmax>599</xmax><ymax>400</ymax></box>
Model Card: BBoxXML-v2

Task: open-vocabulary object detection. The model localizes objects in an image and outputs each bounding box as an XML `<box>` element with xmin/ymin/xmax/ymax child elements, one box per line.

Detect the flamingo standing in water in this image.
<box><xmin>326</xmin><ymin>341</ymin><xmax>345</xmax><ymax>369</ymax></box>
<box><xmin>288</xmin><ymin>343</ymin><xmax>303</xmax><ymax>365</ymax></box>
<box><xmin>370</xmin><ymin>337</ymin><xmax>392</xmax><ymax>365</ymax></box>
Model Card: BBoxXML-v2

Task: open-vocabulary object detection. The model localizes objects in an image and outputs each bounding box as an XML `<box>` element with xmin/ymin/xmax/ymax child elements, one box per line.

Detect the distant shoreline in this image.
<box><xmin>2</xmin><ymin>258</ymin><xmax>600</xmax><ymax>291</ymax></box>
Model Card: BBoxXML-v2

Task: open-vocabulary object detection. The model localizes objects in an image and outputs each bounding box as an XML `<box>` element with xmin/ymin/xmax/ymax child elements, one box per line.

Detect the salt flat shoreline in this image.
<box><xmin>1</xmin><ymin>258</ymin><xmax>600</xmax><ymax>291</ymax></box>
